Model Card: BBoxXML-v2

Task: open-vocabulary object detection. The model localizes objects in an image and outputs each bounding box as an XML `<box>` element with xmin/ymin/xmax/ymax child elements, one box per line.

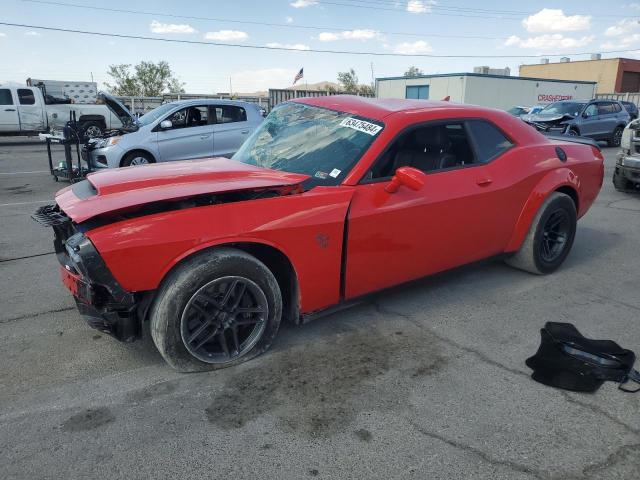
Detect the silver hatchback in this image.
<box><xmin>87</xmin><ymin>99</ymin><xmax>264</xmax><ymax>168</ymax></box>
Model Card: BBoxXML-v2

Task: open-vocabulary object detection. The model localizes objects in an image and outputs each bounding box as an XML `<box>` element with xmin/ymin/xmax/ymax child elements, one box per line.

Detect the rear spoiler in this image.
<box><xmin>543</xmin><ymin>133</ymin><xmax>601</xmax><ymax>150</ymax></box>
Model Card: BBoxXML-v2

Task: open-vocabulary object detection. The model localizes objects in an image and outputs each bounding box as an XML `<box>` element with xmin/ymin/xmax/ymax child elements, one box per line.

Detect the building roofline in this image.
<box><xmin>520</xmin><ymin>57</ymin><xmax>637</xmax><ymax>67</ymax></box>
<box><xmin>375</xmin><ymin>72</ymin><xmax>597</xmax><ymax>85</ymax></box>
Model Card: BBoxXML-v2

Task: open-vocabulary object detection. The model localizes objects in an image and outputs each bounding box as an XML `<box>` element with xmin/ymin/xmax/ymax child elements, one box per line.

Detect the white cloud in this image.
<box><xmin>318</xmin><ymin>29</ymin><xmax>380</xmax><ymax>42</ymax></box>
<box><xmin>605</xmin><ymin>19</ymin><xmax>639</xmax><ymax>36</ymax></box>
<box><xmin>231</xmin><ymin>68</ymin><xmax>297</xmax><ymax>92</ymax></box>
<box><xmin>601</xmin><ymin>33</ymin><xmax>640</xmax><ymax>49</ymax></box>
<box><xmin>0</xmin><ymin>32</ymin><xmax>6</xmax><ymax>37</ymax></box>
<box><xmin>522</xmin><ymin>9</ymin><xmax>590</xmax><ymax>33</ymax></box>
<box><xmin>393</xmin><ymin>40</ymin><xmax>433</xmax><ymax>54</ymax></box>
<box><xmin>204</xmin><ymin>30</ymin><xmax>249</xmax><ymax>41</ymax></box>
<box><xmin>505</xmin><ymin>34</ymin><xmax>594</xmax><ymax>50</ymax></box>
<box><xmin>285</xmin><ymin>16</ymin><xmax>294</xmax><ymax>23</ymax></box>
<box><xmin>266</xmin><ymin>42</ymin><xmax>310</xmax><ymax>50</ymax></box>
<box><xmin>629</xmin><ymin>3</ymin><xmax>640</xmax><ymax>10</ymax></box>
<box><xmin>25</xmin><ymin>31</ymin><xmax>41</xmax><ymax>36</ymax></box>
<box><xmin>406</xmin><ymin>0</ymin><xmax>436</xmax><ymax>14</ymax></box>
<box><xmin>149</xmin><ymin>20</ymin><xmax>196</xmax><ymax>34</ymax></box>
<box><xmin>290</xmin><ymin>0</ymin><xmax>317</xmax><ymax>7</ymax></box>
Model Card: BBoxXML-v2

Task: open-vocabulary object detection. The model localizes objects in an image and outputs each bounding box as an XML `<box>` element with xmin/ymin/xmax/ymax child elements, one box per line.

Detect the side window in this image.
<box><xmin>584</xmin><ymin>104</ymin><xmax>598</xmax><ymax>117</ymax></box>
<box><xmin>368</xmin><ymin>121</ymin><xmax>475</xmax><ymax>179</ymax></box>
<box><xmin>597</xmin><ymin>102</ymin><xmax>614</xmax><ymax>115</ymax></box>
<box><xmin>465</xmin><ymin>120</ymin><xmax>513</xmax><ymax>164</ymax></box>
<box><xmin>214</xmin><ymin>105</ymin><xmax>247</xmax><ymax>123</ymax></box>
<box><xmin>612</xmin><ymin>103</ymin><xmax>622</xmax><ymax>113</ymax></box>
<box><xmin>0</xmin><ymin>89</ymin><xmax>13</xmax><ymax>105</ymax></box>
<box><xmin>166</xmin><ymin>106</ymin><xmax>208</xmax><ymax>129</ymax></box>
<box><xmin>17</xmin><ymin>89</ymin><xmax>35</xmax><ymax>105</ymax></box>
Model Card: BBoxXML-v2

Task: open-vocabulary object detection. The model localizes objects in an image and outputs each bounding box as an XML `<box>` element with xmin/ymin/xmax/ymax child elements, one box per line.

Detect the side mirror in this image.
<box><xmin>582</xmin><ymin>112</ymin><xmax>589</xmax><ymax>118</ymax></box>
<box><xmin>385</xmin><ymin>166</ymin><xmax>427</xmax><ymax>193</ymax></box>
<box><xmin>159</xmin><ymin>119</ymin><xmax>173</xmax><ymax>129</ymax></box>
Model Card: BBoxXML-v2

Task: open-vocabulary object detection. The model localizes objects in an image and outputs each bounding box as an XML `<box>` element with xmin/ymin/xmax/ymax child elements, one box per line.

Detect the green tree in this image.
<box><xmin>104</xmin><ymin>61</ymin><xmax>185</xmax><ymax>96</ymax></box>
<box><xmin>404</xmin><ymin>66</ymin><xmax>424</xmax><ymax>77</ymax></box>
<box><xmin>337</xmin><ymin>69</ymin><xmax>374</xmax><ymax>95</ymax></box>
<box><xmin>337</xmin><ymin>68</ymin><xmax>359</xmax><ymax>93</ymax></box>
<box><xmin>358</xmin><ymin>84</ymin><xmax>375</xmax><ymax>96</ymax></box>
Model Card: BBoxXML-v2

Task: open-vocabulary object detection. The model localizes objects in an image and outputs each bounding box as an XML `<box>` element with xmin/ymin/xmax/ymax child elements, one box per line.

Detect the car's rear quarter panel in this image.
<box><xmin>86</xmin><ymin>187</ymin><xmax>354</xmax><ymax>313</ymax></box>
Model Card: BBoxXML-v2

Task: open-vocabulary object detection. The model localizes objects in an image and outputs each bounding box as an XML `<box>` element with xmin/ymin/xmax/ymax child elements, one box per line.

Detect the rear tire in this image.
<box><xmin>505</xmin><ymin>192</ymin><xmax>577</xmax><ymax>275</ymax></box>
<box><xmin>80</xmin><ymin>121</ymin><xmax>104</xmax><ymax>139</ymax></box>
<box><xmin>608</xmin><ymin>126</ymin><xmax>623</xmax><ymax>147</ymax></box>
<box><xmin>150</xmin><ymin>248</ymin><xmax>282</xmax><ymax>372</ymax></box>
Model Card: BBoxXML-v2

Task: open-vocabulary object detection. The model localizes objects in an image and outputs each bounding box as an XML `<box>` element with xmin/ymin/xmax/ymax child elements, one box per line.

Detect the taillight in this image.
<box><xmin>591</xmin><ymin>146</ymin><xmax>604</xmax><ymax>162</ymax></box>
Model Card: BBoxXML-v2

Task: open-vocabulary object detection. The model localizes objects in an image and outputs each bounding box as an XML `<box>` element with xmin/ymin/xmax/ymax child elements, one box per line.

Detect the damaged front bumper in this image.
<box><xmin>525</xmin><ymin>121</ymin><xmax>572</xmax><ymax>134</ymax></box>
<box><xmin>31</xmin><ymin>204</ymin><xmax>142</xmax><ymax>341</ymax></box>
<box><xmin>615</xmin><ymin>153</ymin><xmax>640</xmax><ymax>185</ymax></box>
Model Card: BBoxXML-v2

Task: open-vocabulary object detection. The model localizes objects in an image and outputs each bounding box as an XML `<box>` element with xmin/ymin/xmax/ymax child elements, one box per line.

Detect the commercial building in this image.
<box><xmin>519</xmin><ymin>57</ymin><xmax>640</xmax><ymax>94</ymax></box>
<box><xmin>375</xmin><ymin>73</ymin><xmax>596</xmax><ymax>110</ymax></box>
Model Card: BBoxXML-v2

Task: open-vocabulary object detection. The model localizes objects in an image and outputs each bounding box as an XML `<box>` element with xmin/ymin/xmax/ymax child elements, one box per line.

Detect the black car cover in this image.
<box><xmin>526</xmin><ymin>322</ymin><xmax>640</xmax><ymax>393</ymax></box>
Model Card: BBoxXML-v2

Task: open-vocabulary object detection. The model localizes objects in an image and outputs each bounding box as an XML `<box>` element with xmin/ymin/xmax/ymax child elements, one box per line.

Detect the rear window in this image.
<box><xmin>466</xmin><ymin>120</ymin><xmax>513</xmax><ymax>163</ymax></box>
<box><xmin>214</xmin><ymin>105</ymin><xmax>247</xmax><ymax>123</ymax></box>
<box><xmin>0</xmin><ymin>89</ymin><xmax>14</xmax><ymax>105</ymax></box>
<box><xmin>597</xmin><ymin>102</ymin><xmax>618</xmax><ymax>115</ymax></box>
<box><xmin>17</xmin><ymin>89</ymin><xmax>35</xmax><ymax>105</ymax></box>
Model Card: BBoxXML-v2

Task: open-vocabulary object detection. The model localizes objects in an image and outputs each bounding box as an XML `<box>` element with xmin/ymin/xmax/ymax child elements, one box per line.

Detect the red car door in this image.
<box><xmin>344</xmin><ymin>120</ymin><xmax>524</xmax><ymax>299</ymax></box>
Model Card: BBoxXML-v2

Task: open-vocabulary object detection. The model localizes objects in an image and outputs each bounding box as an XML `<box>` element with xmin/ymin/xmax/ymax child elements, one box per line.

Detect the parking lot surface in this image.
<box><xmin>1</xmin><ymin>141</ymin><xmax>639</xmax><ymax>479</ymax></box>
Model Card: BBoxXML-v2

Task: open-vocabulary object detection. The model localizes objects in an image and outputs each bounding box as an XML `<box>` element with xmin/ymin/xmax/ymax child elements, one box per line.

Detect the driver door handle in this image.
<box><xmin>240</xmin><ymin>129</ymin><xmax>249</xmax><ymax>134</ymax></box>
<box><xmin>200</xmin><ymin>134</ymin><xmax>211</xmax><ymax>139</ymax></box>
<box><xmin>476</xmin><ymin>178</ymin><xmax>493</xmax><ymax>187</ymax></box>
<box><xmin>4</xmin><ymin>108</ymin><xmax>16</xmax><ymax>111</ymax></box>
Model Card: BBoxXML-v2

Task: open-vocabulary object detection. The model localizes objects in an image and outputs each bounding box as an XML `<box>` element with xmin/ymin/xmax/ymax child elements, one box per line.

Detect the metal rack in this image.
<box><xmin>42</xmin><ymin>111</ymin><xmax>93</xmax><ymax>183</ymax></box>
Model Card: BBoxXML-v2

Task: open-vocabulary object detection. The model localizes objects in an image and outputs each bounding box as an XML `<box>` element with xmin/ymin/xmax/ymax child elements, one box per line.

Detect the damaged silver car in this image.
<box><xmin>524</xmin><ymin>99</ymin><xmax>629</xmax><ymax>147</ymax></box>
<box><xmin>614</xmin><ymin>119</ymin><xmax>640</xmax><ymax>192</ymax></box>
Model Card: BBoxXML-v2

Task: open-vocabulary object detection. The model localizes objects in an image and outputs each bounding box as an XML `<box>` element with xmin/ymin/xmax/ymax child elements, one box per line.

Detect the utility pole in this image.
<box><xmin>90</xmin><ymin>71</ymin><xmax>94</xmax><ymax>83</ymax></box>
<box><xmin>370</xmin><ymin>62</ymin><xmax>375</xmax><ymax>96</ymax></box>
<box><xmin>229</xmin><ymin>77</ymin><xmax>233</xmax><ymax>97</ymax></box>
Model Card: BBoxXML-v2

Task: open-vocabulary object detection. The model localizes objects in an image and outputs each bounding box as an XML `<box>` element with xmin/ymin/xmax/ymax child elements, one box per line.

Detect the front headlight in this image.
<box><xmin>105</xmin><ymin>136</ymin><xmax>122</xmax><ymax>147</ymax></box>
<box><xmin>621</xmin><ymin>128</ymin><xmax>632</xmax><ymax>151</ymax></box>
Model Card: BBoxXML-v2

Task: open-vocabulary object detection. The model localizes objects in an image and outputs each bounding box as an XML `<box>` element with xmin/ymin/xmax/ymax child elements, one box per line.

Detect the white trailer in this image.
<box><xmin>376</xmin><ymin>73</ymin><xmax>597</xmax><ymax>110</ymax></box>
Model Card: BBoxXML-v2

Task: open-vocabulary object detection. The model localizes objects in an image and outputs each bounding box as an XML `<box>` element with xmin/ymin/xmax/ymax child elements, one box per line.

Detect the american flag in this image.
<box><xmin>293</xmin><ymin>68</ymin><xmax>304</xmax><ymax>85</ymax></box>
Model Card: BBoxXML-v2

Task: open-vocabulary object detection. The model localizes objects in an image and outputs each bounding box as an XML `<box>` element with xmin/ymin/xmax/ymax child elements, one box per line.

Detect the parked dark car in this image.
<box><xmin>621</xmin><ymin>101</ymin><xmax>638</xmax><ymax>120</ymax></box>
<box><xmin>524</xmin><ymin>99</ymin><xmax>630</xmax><ymax>147</ymax></box>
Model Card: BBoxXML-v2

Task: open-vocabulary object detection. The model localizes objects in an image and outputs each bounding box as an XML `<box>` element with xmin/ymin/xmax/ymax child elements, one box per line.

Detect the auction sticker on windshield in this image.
<box><xmin>340</xmin><ymin>117</ymin><xmax>382</xmax><ymax>136</ymax></box>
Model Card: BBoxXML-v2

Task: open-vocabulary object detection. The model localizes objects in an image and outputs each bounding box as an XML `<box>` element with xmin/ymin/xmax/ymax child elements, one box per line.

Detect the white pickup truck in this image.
<box><xmin>0</xmin><ymin>82</ymin><xmax>134</xmax><ymax>137</ymax></box>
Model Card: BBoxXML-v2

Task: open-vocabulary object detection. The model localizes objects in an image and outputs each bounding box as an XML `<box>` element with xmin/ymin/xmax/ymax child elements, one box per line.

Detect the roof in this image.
<box><xmin>520</xmin><ymin>57</ymin><xmax>640</xmax><ymax>67</ymax></box>
<box><xmin>376</xmin><ymin>72</ymin><xmax>597</xmax><ymax>85</ymax></box>
<box><xmin>293</xmin><ymin>95</ymin><xmax>469</xmax><ymax>121</ymax></box>
<box><xmin>164</xmin><ymin>98</ymin><xmax>258</xmax><ymax>107</ymax></box>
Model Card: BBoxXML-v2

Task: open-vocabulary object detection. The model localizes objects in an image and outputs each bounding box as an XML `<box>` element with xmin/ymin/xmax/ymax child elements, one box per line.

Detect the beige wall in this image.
<box><xmin>376</xmin><ymin>76</ymin><xmax>466</xmax><ymax>103</ymax></box>
<box><xmin>376</xmin><ymin>75</ymin><xmax>596</xmax><ymax>109</ymax></box>
<box><xmin>520</xmin><ymin>59</ymin><xmax>620</xmax><ymax>94</ymax></box>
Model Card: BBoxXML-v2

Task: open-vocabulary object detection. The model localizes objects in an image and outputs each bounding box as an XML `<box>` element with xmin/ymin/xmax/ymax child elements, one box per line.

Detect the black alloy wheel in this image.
<box><xmin>539</xmin><ymin>209</ymin><xmax>571</xmax><ymax>263</ymax></box>
<box><xmin>180</xmin><ymin>276</ymin><xmax>268</xmax><ymax>364</ymax></box>
<box><xmin>611</xmin><ymin>127</ymin><xmax>623</xmax><ymax>147</ymax></box>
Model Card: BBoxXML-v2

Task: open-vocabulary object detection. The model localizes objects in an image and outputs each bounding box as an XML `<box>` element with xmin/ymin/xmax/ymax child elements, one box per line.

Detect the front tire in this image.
<box><xmin>120</xmin><ymin>151</ymin><xmax>154</xmax><ymax>167</ymax></box>
<box><xmin>150</xmin><ymin>248</ymin><xmax>282</xmax><ymax>372</ymax></box>
<box><xmin>613</xmin><ymin>171</ymin><xmax>634</xmax><ymax>192</ymax></box>
<box><xmin>505</xmin><ymin>192</ymin><xmax>577</xmax><ymax>275</ymax></box>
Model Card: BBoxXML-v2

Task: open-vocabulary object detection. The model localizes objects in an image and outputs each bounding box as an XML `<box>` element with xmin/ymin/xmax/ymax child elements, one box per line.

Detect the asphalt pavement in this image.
<box><xmin>1</xmin><ymin>140</ymin><xmax>639</xmax><ymax>480</ymax></box>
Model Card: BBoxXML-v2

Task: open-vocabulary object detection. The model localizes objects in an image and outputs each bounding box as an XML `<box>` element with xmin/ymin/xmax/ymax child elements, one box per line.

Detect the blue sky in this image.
<box><xmin>0</xmin><ymin>0</ymin><xmax>638</xmax><ymax>93</ymax></box>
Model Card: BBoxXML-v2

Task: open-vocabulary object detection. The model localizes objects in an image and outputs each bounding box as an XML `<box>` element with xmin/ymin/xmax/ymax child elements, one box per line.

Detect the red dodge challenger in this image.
<box><xmin>33</xmin><ymin>96</ymin><xmax>604</xmax><ymax>371</ymax></box>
